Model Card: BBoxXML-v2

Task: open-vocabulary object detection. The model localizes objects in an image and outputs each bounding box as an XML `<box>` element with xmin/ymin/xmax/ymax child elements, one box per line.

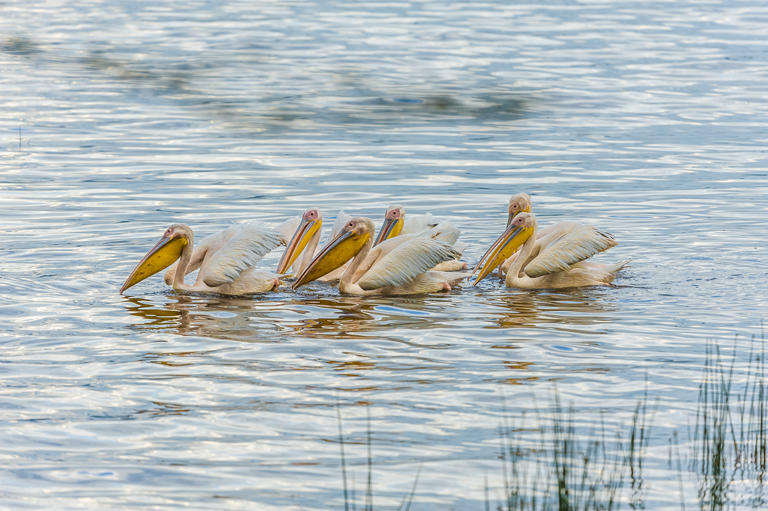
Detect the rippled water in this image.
<box><xmin>2</xmin><ymin>0</ymin><xmax>767</xmax><ymax>509</ymax></box>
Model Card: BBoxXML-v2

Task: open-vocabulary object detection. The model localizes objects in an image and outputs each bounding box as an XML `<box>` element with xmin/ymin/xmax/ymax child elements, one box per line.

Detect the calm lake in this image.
<box><xmin>1</xmin><ymin>0</ymin><xmax>767</xmax><ymax>509</ymax></box>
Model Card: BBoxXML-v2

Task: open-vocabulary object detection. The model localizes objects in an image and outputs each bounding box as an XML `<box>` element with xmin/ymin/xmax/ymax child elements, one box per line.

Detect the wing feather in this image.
<box><xmin>524</xmin><ymin>224</ymin><xmax>618</xmax><ymax>278</ymax></box>
<box><xmin>202</xmin><ymin>223</ymin><xmax>282</xmax><ymax>287</ymax></box>
<box><xmin>332</xmin><ymin>211</ymin><xmax>353</xmax><ymax>238</ymax></box>
<box><xmin>402</xmin><ymin>213</ymin><xmax>438</xmax><ymax>235</ymax></box>
<box><xmin>426</xmin><ymin>221</ymin><xmax>460</xmax><ymax>246</ymax></box>
<box><xmin>358</xmin><ymin>238</ymin><xmax>460</xmax><ymax>290</ymax></box>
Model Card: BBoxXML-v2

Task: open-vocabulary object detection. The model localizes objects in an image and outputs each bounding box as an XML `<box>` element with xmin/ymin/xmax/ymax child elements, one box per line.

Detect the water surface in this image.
<box><xmin>1</xmin><ymin>0</ymin><xmax>767</xmax><ymax>509</ymax></box>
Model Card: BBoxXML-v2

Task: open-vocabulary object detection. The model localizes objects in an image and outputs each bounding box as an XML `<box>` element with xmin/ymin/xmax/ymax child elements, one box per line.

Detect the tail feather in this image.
<box><xmin>604</xmin><ymin>260</ymin><xmax>630</xmax><ymax>284</ymax></box>
<box><xmin>451</xmin><ymin>242</ymin><xmax>469</xmax><ymax>256</ymax></box>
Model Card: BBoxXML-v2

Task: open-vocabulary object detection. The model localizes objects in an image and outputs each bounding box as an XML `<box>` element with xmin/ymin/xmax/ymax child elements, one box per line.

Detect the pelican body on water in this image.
<box><xmin>120</xmin><ymin>223</ymin><xmax>283</xmax><ymax>295</ymax></box>
<box><xmin>119</xmin><ymin>194</ymin><xmax>628</xmax><ymax>296</ymax></box>
<box><xmin>291</xmin><ymin>217</ymin><xmax>471</xmax><ymax>296</ymax></box>
<box><xmin>473</xmin><ymin>210</ymin><xmax>628</xmax><ymax>289</ymax></box>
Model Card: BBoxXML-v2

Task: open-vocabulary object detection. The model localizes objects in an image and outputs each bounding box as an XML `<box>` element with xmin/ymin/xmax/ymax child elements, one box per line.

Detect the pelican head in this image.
<box><xmin>293</xmin><ymin>217</ymin><xmax>374</xmax><ymax>289</ymax></box>
<box><xmin>373</xmin><ymin>205</ymin><xmax>405</xmax><ymax>246</ymax></box>
<box><xmin>120</xmin><ymin>224</ymin><xmax>192</xmax><ymax>293</ymax></box>
<box><xmin>473</xmin><ymin>212</ymin><xmax>536</xmax><ymax>285</ymax></box>
<box><xmin>276</xmin><ymin>207</ymin><xmax>323</xmax><ymax>274</ymax></box>
<box><xmin>508</xmin><ymin>193</ymin><xmax>532</xmax><ymax>226</ymax></box>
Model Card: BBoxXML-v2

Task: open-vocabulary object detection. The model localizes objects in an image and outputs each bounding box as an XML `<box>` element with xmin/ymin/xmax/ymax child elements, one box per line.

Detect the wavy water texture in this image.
<box><xmin>1</xmin><ymin>0</ymin><xmax>767</xmax><ymax>509</ymax></box>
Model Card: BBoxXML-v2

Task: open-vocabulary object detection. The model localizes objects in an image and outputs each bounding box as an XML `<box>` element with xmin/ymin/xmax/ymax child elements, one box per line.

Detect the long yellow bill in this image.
<box><xmin>292</xmin><ymin>229</ymin><xmax>369</xmax><ymax>289</ymax></box>
<box><xmin>471</xmin><ymin>205</ymin><xmax>532</xmax><ymax>277</ymax></box>
<box><xmin>120</xmin><ymin>234</ymin><xmax>187</xmax><ymax>293</ymax></box>
<box><xmin>276</xmin><ymin>218</ymin><xmax>321</xmax><ymax>274</ymax></box>
<box><xmin>472</xmin><ymin>224</ymin><xmax>534</xmax><ymax>286</ymax></box>
<box><xmin>373</xmin><ymin>218</ymin><xmax>403</xmax><ymax>246</ymax></box>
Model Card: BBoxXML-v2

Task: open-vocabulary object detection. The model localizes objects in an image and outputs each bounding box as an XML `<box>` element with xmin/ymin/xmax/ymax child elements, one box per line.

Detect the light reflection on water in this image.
<box><xmin>1</xmin><ymin>0</ymin><xmax>767</xmax><ymax>508</ymax></box>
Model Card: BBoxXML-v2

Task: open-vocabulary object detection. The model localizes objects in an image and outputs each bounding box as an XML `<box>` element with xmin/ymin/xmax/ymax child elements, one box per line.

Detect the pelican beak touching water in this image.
<box><xmin>120</xmin><ymin>225</ymin><xmax>189</xmax><ymax>293</ymax></box>
<box><xmin>373</xmin><ymin>205</ymin><xmax>404</xmax><ymax>246</ymax></box>
<box><xmin>292</xmin><ymin>220</ymin><xmax>370</xmax><ymax>289</ymax></box>
<box><xmin>276</xmin><ymin>208</ymin><xmax>322</xmax><ymax>274</ymax></box>
<box><xmin>472</xmin><ymin>218</ymin><xmax>534</xmax><ymax>285</ymax></box>
<box><xmin>472</xmin><ymin>193</ymin><xmax>533</xmax><ymax>277</ymax></box>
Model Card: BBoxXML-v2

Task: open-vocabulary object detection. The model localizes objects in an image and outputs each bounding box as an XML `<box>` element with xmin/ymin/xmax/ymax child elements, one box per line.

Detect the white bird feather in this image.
<box><xmin>524</xmin><ymin>224</ymin><xmax>618</xmax><ymax>278</ymax></box>
<box><xmin>402</xmin><ymin>213</ymin><xmax>438</xmax><ymax>235</ymax></box>
<box><xmin>198</xmin><ymin>223</ymin><xmax>283</xmax><ymax>287</ymax></box>
<box><xmin>358</xmin><ymin>238</ymin><xmax>460</xmax><ymax>290</ymax></box>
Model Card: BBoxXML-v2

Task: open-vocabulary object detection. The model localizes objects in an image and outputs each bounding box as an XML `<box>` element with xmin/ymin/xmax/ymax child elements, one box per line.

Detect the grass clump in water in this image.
<box><xmin>495</xmin><ymin>390</ymin><xmax>654</xmax><ymax>511</ymax></box>
<box><xmin>693</xmin><ymin>333</ymin><xmax>767</xmax><ymax>509</ymax></box>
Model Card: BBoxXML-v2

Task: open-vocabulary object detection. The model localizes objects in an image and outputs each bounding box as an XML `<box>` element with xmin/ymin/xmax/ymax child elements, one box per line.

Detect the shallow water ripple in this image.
<box><xmin>1</xmin><ymin>0</ymin><xmax>767</xmax><ymax>509</ymax></box>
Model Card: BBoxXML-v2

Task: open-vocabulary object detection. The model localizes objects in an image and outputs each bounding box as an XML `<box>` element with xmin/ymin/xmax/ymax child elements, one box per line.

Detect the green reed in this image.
<box><xmin>692</xmin><ymin>331</ymin><xmax>767</xmax><ymax>509</ymax></box>
<box><xmin>330</xmin><ymin>328</ymin><xmax>767</xmax><ymax>510</ymax></box>
<box><xmin>495</xmin><ymin>390</ymin><xmax>653</xmax><ymax>511</ymax></box>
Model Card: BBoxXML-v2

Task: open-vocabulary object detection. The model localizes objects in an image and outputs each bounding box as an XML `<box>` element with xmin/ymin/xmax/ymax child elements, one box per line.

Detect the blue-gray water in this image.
<box><xmin>1</xmin><ymin>0</ymin><xmax>767</xmax><ymax>509</ymax></box>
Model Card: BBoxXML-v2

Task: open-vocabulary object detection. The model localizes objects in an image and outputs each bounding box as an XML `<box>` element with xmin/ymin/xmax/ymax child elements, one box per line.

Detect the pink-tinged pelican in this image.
<box><xmin>373</xmin><ymin>205</ymin><xmax>438</xmax><ymax>245</ymax></box>
<box><xmin>478</xmin><ymin>192</ymin><xmax>621</xmax><ymax>278</ymax></box>
<box><xmin>275</xmin><ymin>208</ymin><xmax>324</xmax><ymax>276</ymax></box>
<box><xmin>276</xmin><ymin>209</ymin><xmax>354</xmax><ymax>281</ymax></box>
<box><xmin>120</xmin><ymin>222</ymin><xmax>283</xmax><ymax>295</ymax></box>
<box><xmin>374</xmin><ymin>205</ymin><xmax>467</xmax><ymax>271</ymax></box>
<box><xmin>473</xmin><ymin>212</ymin><xmax>627</xmax><ymax>289</ymax></box>
<box><xmin>292</xmin><ymin>217</ymin><xmax>470</xmax><ymax>295</ymax></box>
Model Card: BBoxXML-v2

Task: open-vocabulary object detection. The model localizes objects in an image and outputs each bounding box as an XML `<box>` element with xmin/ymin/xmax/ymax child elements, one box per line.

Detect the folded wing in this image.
<box><xmin>402</xmin><ymin>213</ymin><xmax>438</xmax><ymax>235</ymax></box>
<box><xmin>358</xmin><ymin>238</ymin><xmax>460</xmax><ymax>290</ymax></box>
<box><xmin>524</xmin><ymin>224</ymin><xmax>618</xmax><ymax>278</ymax></box>
<box><xmin>202</xmin><ymin>223</ymin><xmax>283</xmax><ymax>287</ymax></box>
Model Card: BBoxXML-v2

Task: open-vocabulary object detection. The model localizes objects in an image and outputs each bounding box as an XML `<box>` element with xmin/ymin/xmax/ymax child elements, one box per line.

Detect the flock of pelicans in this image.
<box><xmin>120</xmin><ymin>193</ymin><xmax>629</xmax><ymax>296</ymax></box>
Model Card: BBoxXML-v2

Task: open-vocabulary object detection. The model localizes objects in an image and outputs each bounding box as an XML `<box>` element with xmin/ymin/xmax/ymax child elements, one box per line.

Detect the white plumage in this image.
<box><xmin>162</xmin><ymin>222</ymin><xmax>283</xmax><ymax>294</ymax></box>
<box><xmin>293</xmin><ymin>217</ymin><xmax>470</xmax><ymax>296</ymax></box>
<box><xmin>502</xmin><ymin>213</ymin><xmax>627</xmax><ymax>289</ymax></box>
<box><xmin>199</xmin><ymin>223</ymin><xmax>284</xmax><ymax>287</ymax></box>
<box><xmin>359</xmin><ymin>238</ymin><xmax>461</xmax><ymax>290</ymax></box>
<box><xmin>401</xmin><ymin>212</ymin><xmax>438</xmax><ymax>235</ymax></box>
<box><xmin>524</xmin><ymin>223</ymin><xmax>617</xmax><ymax>278</ymax></box>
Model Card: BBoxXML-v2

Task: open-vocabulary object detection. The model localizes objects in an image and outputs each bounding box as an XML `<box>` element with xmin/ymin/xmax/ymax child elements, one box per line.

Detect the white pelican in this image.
<box><xmin>292</xmin><ymin>217</ymin><xmax>470</xmax><ymax>295</ymax></box>
<box><xmin>373</xmin><ymin>205</ymin><xmax>467</xmax><ymax>271</ymax></box>
<box><xmin>473</xmin><ymin>212</ymin><xmax>627</xmax><ymax>289</ymax></box>
<box><xmin>476</xmin><ymin>192</ymin><xmax>622</xmax><ymax>278</ymax></box>
<box><xmin>373</xmin><ymin>205</ymin><xmax>438</xmax><ymax>245</ymax></box>
<box><xmin>120</xmin><ymin>222</ymin><xmax>283</xmax><ymax>295</ymax></box>
<box><xmin>275</xmin><ymin>208</ymin><xmax>324</xmax><ymax>276</ymax></box>
<box><xmin>276</xmin><ymin>209</ymin><xmax>354</xmax><ymax>281</ymax></box>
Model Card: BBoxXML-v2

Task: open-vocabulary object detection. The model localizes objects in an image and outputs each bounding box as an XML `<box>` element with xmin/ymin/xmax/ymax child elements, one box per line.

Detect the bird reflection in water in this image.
<box><xmin>121</xmin><ymin>294</ymin><xmax>459</xmax><ymax>342</ymax></box>
<box><xmin>480</xmin><ymin>288</ymin><xmax>618</xmax><ymax>330</ymax></box>
<box><xmin>122</xmin><ymin>294</ymin><xmax>281</xmax><ymax>341</ymax></box>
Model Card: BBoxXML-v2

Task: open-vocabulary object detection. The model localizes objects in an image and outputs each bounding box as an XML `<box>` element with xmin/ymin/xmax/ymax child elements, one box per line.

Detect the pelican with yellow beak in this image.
<box><xmin>473</xmin><ymin>212</ymin><xmax>627</xmax><ymax>289</ymax></box>
<box><xmin>120</xmin><ymin>222</ymin><xmax>283</xmax><ymax>295</ymax></box>
<box><xmin>373</xmin><ymin>205</ymin><xmax>439</xmax><ymax>245</ymax></box>
<box><xmin>275</xmin><ymin>209</ymin><xmax>356</xmax><ymax>282</ymax></box>
<box><xmin>275</xmin><ymin>208</ymin><xmax>324</xmax><ymax>276</ymax></box>
<box><xmin>478</xmin><ymin>192</ymin><xmax>623</xmax><ymax>278</ymax></box>
<box><xmin>374</xmin><ymin>205</ymin><xmax>467</xmax><ymax>271</ymax></box>
<box><xmin>293</xmin><ymin>217</ymin><xmax>470</xmax><ymax>295</ymax></box>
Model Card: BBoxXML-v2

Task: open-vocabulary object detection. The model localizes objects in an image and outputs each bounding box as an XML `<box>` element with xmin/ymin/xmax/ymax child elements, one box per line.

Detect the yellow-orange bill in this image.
<box><xmin>472</xmin><ymin>225</ymin><xmax>534</xmax><ymax>286</ymax></box>
<box><xmin>276</xmin><ymin>218</ymin><xmax>321</xmax><ymax>274</ymax></box>
<box><xmin>292</xmin><ymin>230</ymin><xmax>369</xmax><ymax>289</ymax></box>
<box><xmin>373</xmin><ymin>217</ymin><xmax>403</xmax><ymax>246</ymax></box>
<box><xmin>120</xmin><ymin>235</ymin><xmax>187</xmax><ymax>293</ymax></box>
